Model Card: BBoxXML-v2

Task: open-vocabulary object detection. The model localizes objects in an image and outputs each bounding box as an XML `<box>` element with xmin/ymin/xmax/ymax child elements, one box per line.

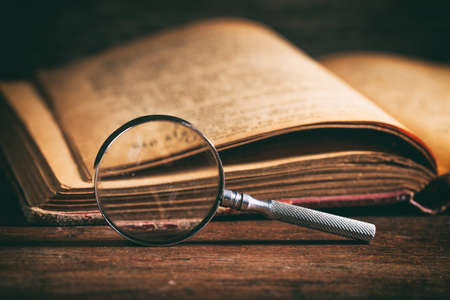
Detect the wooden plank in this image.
<box><xmin>0</xmin><ymin>216</ymin><xmax>449</xmax><ymax>299</ymax></box>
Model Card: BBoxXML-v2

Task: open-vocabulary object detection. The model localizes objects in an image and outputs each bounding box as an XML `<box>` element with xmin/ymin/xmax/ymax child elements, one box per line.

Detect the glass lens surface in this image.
<box><xmin>95</xmin><ymin>116</ymin><xmax>223</xmax><ymax>245</ymax></box>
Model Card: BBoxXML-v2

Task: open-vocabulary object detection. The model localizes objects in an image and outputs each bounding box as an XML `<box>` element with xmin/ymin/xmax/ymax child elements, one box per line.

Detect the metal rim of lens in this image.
<box><xmin>93</xmin><ymin>115</ymin><xmax>225</xmax><ymax>246</ymax></box>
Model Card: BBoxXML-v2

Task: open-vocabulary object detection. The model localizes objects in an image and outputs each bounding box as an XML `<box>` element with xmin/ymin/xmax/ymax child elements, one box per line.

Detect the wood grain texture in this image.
<box><xmin>0</xmin><ymin>217</ymin><xmax>449</xmax><ymax>299</ymax></box>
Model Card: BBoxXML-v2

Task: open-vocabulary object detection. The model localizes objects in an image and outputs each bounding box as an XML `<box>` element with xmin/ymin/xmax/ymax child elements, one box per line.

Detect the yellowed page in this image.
<box><xmin>0</xmin><ymin>82</ymin><xmax>90</xmax><ymax>189</ymax></box>
<box><xmin>321</xmin><ymin>53</ymin><xmax>450</xmax><ymax>174</ymax></box>
<box><xmin>38</xmin><ymin>18</ymin><xmax>408</xmax><ymax>178</ymax></box>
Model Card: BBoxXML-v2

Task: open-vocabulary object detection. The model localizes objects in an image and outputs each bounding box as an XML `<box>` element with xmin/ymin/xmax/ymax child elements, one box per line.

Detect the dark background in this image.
<box><xmin>1</xmin><ymin>0</ymin><xmax>449</xmax><ymax>224</ymax></box>
<box><xmin>1</xmin><ymin>0</ymin><xmax>450</xmax><ymax>79</ymax></box>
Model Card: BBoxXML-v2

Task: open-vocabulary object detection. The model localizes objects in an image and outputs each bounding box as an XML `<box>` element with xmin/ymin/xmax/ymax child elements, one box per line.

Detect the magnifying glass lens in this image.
<box><xmin>94</xmin><ymin>117</ymin><xmax>223</xmax><ymax>245</ymax></box>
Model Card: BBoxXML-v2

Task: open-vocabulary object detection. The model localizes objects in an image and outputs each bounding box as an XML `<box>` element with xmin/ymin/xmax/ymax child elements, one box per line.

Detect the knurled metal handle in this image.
<box><xmin>222</xmin><ymin>190</ymin><xmax>376</xmax><ymax>241</ymax></box>
<box><xmin>269</xmin><ymin>200</ymin><xmax>375</xmax><ymax>241</ymax></box>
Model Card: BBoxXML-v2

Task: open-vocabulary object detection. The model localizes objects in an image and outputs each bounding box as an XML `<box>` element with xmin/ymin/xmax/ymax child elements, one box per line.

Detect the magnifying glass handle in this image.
<box><xmin>223</xmin><ymin>190</ymin><xmax>376</xmax><ymax>241</ymax></box>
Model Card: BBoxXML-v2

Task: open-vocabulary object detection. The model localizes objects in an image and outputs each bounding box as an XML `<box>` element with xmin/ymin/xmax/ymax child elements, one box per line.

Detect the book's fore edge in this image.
<box><xmin>0</xmin><ymin>87</ymin><xmax>61</xmax><ymax>202</ymax></box>
<box><xmin>15</xmin><ymin>175</ymin><xmax>450</xmax><ymax>224</ymax></box>
<box><xmin>0</xmin><ymin>145</ymin><xmax>101</xmax><ymax>225</ymax></box>
<box><xmin>30</xmin><ymin>76</ymin><xmax>92</xmax><ymax>182</ymax></box>
<box><xmin>359</xmin><ymin>122</ymin><xmax>449</xmax><ymax>213</ymax></box>
<box><xmin>0</xmin><ymin>139</ymin><xmax>428</xmax><ymax>225</ymax></box>
<box><xmin>20</xmin><ymin>189</ymin><xmax>422</xmax><ymax>225</ymax></box>
<box><xmin>0</xmin><ymin>147</ymin><xmax>102</xmax><ymax>225</ymax></box>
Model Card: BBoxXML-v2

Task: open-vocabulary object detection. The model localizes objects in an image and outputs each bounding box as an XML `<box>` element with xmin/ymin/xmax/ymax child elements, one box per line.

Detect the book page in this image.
<box><xmin>38</xmin><ymin>18</ymin><xmax>413</xmax><ymax>179</ymax></box>
<box><xmin>0</xmin><ymin>82</ymin><xmax>90</xmax><ymax>189</ymax></box>
<box><xmin>321</xmin><ymin>53</ymin><xmax>450</xmax><ymax>174</ymax></box>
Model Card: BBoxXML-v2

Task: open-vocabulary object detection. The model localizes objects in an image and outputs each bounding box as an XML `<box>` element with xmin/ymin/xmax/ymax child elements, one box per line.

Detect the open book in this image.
<box><xmin>1</xmin><ymin>18</ymin><xmax>448</xmax><ymax>224</ymax></box>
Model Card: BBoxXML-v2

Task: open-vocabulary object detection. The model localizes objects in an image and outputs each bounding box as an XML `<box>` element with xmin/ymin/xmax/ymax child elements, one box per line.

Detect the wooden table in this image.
<box><xmin>0</xmin><ymin>215</ymin><xmax>449</xmax><ymax>299</ymax></box>
<box><xmin>1</xmin><ymin>3</ymin><xmax>449</xmax><ymax>299</ymax></box>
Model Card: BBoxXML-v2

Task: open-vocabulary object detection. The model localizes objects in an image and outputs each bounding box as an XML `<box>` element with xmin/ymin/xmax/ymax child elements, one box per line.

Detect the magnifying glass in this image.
<box><xmin>94</xmin><ymin>115</ymin><xmax>376</xmax><ymax>246</ymax></box>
